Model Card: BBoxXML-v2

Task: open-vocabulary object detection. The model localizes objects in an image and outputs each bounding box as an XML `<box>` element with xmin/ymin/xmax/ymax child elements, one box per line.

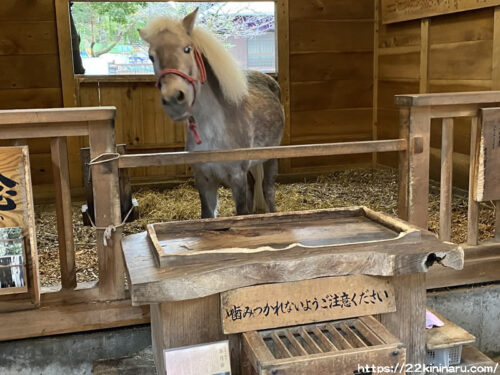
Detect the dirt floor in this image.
<box><xmin>35</xmin><ymin>168</ymin><xmax>497</xmax><ymax>287</ymax></box>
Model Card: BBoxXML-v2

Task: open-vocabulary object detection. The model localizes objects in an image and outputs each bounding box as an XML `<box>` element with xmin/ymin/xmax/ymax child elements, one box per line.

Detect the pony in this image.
<box><xmin>139</xmin><ymin>8</ymin><xmax>284</xmax><ymax>218</ymax></box>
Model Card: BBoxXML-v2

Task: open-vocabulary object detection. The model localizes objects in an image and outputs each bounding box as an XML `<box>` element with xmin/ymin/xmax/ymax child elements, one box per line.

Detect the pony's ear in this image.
<box><xmin>182</xmin><ymin>7</ymin><xmax>198</xmax><ymax>35</ymax></box>
<box><xmin>138</xmin><ymin>28</ymin><xmax>148</xmax><ymax>42</ymax></box>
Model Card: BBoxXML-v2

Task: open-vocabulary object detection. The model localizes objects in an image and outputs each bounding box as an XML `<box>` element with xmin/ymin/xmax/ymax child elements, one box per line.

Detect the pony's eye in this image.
<box><xmin>149</xmin><ymin>55</ymin><xmax>154</xmax><ymax>63</ymax></box>
<box><xmin>183</xmin><ymin>46</ymin><xmax>191</xmax><ymax>53</ymax></box>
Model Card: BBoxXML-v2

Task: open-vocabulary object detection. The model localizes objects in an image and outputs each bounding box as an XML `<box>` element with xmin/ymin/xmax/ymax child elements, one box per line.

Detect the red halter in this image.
<box><xmin>155</xmin><ymin>48</ymin><xmax>207</xmax><ymax>105</ymax></box>
<box><xmin>155</xmin><ymin>48</ymin><xmax>206</xmax><ymax>145</ymax></box>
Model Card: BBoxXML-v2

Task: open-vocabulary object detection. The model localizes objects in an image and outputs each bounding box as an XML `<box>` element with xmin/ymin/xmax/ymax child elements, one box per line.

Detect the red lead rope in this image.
<box><xmin>155</xmin><ymin>48</ymin><xmax>207</xmax><ymax>145</ymax></box>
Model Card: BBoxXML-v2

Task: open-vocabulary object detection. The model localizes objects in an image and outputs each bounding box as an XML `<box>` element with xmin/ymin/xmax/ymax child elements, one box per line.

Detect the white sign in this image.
<box><xmin>164</xmin><ymin>340</ymin><xmax>231</xmax><ymax>375</ymax></box>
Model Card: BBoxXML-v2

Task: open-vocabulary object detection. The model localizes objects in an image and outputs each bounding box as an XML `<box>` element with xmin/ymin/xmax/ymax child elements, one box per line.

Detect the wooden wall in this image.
<box><xmin>287</xmin><ymin>0</ymin><xmax>375</xmax><ymax>174</ymax></box>
<box><xmin>8</xmin><ymin>1</ymin><xmax>500</xmax><ymax>191</ymax></box>
<box><xmin>374</xmin><ymin>6</ymin><xmax>500</xmax><ymax>187</ymax></box>
<box><xmin>0</xmin><ymin>0</ymin><xmax>64</xmax><ymax>196</ymax></box>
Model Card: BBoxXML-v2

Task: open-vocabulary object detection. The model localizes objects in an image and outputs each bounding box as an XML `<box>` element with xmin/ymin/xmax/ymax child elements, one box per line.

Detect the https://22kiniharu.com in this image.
<box><xmin>357</xmin><ymin>362</ymin><xmax>499</xmax><ymax>373</ymax></box>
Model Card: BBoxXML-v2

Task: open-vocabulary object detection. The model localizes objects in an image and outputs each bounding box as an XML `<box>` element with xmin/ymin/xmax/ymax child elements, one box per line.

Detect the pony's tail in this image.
<box><xmin>250</xmin><ymin>164</ymin><xmax>267</xmax><ymax>213</ymax></box>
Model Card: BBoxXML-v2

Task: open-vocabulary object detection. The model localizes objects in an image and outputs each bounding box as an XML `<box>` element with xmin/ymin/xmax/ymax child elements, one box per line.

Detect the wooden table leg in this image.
<box><xmin>151</xmin><ymin>294</ymin><xmax>240</xmax><ymax>375</ymax></box>
<box><xmin>381</xmin><ymin>273</ymin><xmax>426</xmax><ymax>372</ymax></box>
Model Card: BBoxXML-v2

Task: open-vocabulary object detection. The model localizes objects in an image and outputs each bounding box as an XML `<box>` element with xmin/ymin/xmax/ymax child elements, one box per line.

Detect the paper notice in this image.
<box><xmin>164</xmin><ymin>340</ymin><xmax>231</xmax><ymax>375</ymax></box>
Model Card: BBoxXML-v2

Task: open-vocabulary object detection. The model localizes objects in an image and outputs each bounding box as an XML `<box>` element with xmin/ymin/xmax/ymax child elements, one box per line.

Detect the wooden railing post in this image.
<box><xmin>398</xmin><ymin>107</ymin><xmax>410</xmax><ymax>221</ymax></box>
<box><xmin>51</xmin><ymin>136</ymin><xmax>77</xmax><ymax>289</ymax></box>
<box><xmin>467</xmin><ymin>117</ymin><xmax>480</xmax><ymax>245</ymax></box>
<box><xmin>88</xmin><ymin>118</ymin><xmax>125</xmax><ymax>300</ymax></box>
<box><xmin>439</xmin><ymin>118</ymin><xmax>454</xmax><ymax>241</ymax></box>
<box><xmin>406</xmin><ymin>106</ymin><xmax>431</xmax><ymax>229</ymax></box>
<box><xmin>496</xmin><ymin>200</ymin><xmax>500</xmax><ymax>241</ymax></box>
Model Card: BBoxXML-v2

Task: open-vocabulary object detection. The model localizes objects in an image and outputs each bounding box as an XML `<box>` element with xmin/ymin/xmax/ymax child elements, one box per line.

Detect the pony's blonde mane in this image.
<box><xmin>142</xmin><ymin>17</ymin><xmax>248</xmax><ymax>104</ymax></box>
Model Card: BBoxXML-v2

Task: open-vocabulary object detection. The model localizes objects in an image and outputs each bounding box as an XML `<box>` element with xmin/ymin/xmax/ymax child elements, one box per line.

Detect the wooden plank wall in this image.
<box><xmin>0</xmin><ymin>0</ymin><xmax>64</xmax><ymax>195</ymax></box>
<box><xmin>287</xmin><ymin>0</ymin><xmax>375</xmax><ymax>174</ymax></box>
<box><xmin>375</xmin><ymin>6</ymin><xmax>499</xmax><ymax>187</ymax></box>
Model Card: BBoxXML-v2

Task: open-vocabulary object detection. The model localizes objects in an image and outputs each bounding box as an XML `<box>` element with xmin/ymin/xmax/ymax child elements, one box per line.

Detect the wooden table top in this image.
<box><xmin>122</xmin><ymin>208</ymin><xmax>464</xmax><ymax>305</ymax></box>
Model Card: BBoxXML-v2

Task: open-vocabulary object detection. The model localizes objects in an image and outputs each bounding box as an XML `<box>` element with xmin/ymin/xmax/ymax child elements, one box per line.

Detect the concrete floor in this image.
<box><xmin>0</xmin><ymin>325</ymin><xmax>152</xmax><ymax>375</ymax></box>
<box><xmin>0</xmin><ymin>284</ymin><xmax>498</xmax><ymax>374</ymax></box>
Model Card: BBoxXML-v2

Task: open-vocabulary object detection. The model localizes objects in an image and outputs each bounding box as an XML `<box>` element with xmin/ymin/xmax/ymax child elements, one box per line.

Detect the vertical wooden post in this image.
<box><xmin>398</xmin><ymin>107</ymin><xmax>410</xmax><ymax>221</ymax></box>
<box><xmin>372</xmin><ymin>0</ymin><xmax>380</xmax><ymax>167</ymax></box>
<box><xmin>495</xmin><ymin>200</ymin><xmax>500</xmax><ymax>242</ymax></box>
<box><xmin>439</xmin><ymin>118</ymin><xmax>454</xmax><ymax>242</ymax></box>
<box><xmin>419</xmin><ymin>19</ymin><xmax>430</xmax><ymax>94</ymax></box>
<box><xmin>492</xmin><ymin>7</ymin><xmax>500</xmax><ymax>90</ymax></box>
<box><xmin>88</xmin><ymin>119</ymin><xmax>125</xmax><ymax>300</ymax></box>
<box><xmin>402</xmin><ymin>106</ymin><xmax>431</xmax><ymax>229</ymax></box>
<box><xmin>380</xmin><ymin>273</ymin><xmax>426</xmax><ymax>370</ymax></box>
<box><xmin>277</xmin><ymin>0</ymin><xmax>291</xmax><ymax>174</ymax></box>
<box><xmin>54</xmin><ymin>0</ymin><xmax>76</xmax><ymax>107</ymax></box>
<box><xmin>467</xmin><ymin>117</ymin><xmax>480</xmax><ymax>245</ymax></box>
<box><xmin>51</xmin><ymin>136</ymin><xmax>77</xmax><ymax>289</ymax></box>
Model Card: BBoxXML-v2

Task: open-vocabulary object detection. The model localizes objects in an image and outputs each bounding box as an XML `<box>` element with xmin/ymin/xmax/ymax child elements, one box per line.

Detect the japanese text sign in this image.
<box><xmin>0</xmin><ymin>147</ymin><xmax>30</xmax><ymax>228</ymax></box>
<box><xmin>221</xmin><ymin>275</ymin><xmax>395</xmax><ymax>334</ymax></box>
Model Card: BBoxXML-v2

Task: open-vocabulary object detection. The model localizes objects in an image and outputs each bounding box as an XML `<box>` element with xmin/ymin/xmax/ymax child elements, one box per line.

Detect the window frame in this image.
<box><xmin>55</xmin><ymin>0</ymin><xmax>289</xmax><ymax>149</ymax></box>
<box><xmin>67</xmin><ymin>0</ymin><xmax>280</xmax><ymax>80</ymax></box>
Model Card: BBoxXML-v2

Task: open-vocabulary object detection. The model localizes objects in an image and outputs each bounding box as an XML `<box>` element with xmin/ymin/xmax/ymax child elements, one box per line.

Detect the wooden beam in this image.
<box><xmin>0</xmin><ymin>299</ymin><xmax>149</xmax><ymax>342</ymax></box>
<box><xmin>119</xmin><ymin>139</ymin><xmax>407</xmax><ymax>169</ymax></box>
<box><xmin>51</xmin><ymin>137</ymin><xmax>76</xmax><ymax>289</ymax></box>
<box><xmin>0</xmin><ymin>122</ymin><xmax>90</xmax><ymax>140</ymax></box>
<box><xmin>395</xmin><ymin>91</ymin><xmax>500</xmax><ymax>107</ymax></box>
<box><xmin>439</xmin><ymin>118</ymin><xmax>454</xmax><ymax>242</ymax></box>
<box><xmin>55</xmin><ymin>0</ymin><xmax>76</xmax><ymax>107</ymax></box>
<box><xmin>0</xmin><ymin>107</ymin><xmax>115</xmax><ymax>124</ymax></box>
<box><xmin>372</xmin><ymin>0</ymin><xmax>380</xmax><ymax>167</ymax></box>
<box><xmin>492</xmin><ymin>7</ymin><xmax>500</xmax><ymax>89</ymax></box>
<box><xmin>381</xmin><ymin>0</ymin><xmax>500</xmax><ymax>24</ymax></box>
<box><xmin>276</xmin><ymin>0</ymin><xmax>291</xmax><ymax>174</ymax></box>
<box><xmin>419</xmin><ymin>19</ymin><xmax>430</xmax><ymax>94</ymax></box>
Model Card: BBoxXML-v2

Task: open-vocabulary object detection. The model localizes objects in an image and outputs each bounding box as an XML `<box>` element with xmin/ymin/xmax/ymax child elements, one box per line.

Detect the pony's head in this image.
<box><xmin>139</xmin><ymin>9</ymin><xmax>202</xmax><ymax>121</ymax></box>
<box><xmin>139</xmin><ymin>9</ymin><xmax>248</xmax><ymax>121</ymax></box>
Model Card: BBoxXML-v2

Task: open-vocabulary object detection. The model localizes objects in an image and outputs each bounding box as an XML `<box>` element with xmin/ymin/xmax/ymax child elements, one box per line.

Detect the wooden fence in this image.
<box><xmin>0</xmin><ymin>92</ymin><xmax>498</xmax><ymax>340</ymax></box>
<box><xmin>395</xmin><ymin>91</ymin><xmax>500</xmax><ymax>287</ymax></box>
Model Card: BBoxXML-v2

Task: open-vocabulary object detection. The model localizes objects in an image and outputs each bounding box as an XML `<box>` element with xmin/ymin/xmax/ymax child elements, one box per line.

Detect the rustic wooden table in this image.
<box><xmin>122</xmin><ymin>207</ymin><xmax>464</xmax><ymax>375</ymax></box>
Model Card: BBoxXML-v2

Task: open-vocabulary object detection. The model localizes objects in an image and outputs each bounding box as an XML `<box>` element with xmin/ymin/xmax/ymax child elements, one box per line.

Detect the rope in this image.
<box><xmin>85</xmin><ymin>204</ymin><xmax>135</xmax><ymax>247</ymax></box>
<box><xmin>87</xmin><ymin>152</ymin><xmax>121</xmax><ymax>166</ymax></box>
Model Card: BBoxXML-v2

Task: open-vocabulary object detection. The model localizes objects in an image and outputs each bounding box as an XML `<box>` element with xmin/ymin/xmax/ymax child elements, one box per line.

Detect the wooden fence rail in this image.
<box><xmin>118</xmin><ymin>139</ymin><xmax>407</xmax><ymax>169</ymax></box>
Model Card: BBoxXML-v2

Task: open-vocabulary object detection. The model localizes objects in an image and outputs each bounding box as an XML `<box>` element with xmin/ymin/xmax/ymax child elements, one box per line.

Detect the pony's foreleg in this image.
<box><xmin>249</xmin><ymin>164</ymin><xmax>267</xmax><ymax>213</ymax></box>
<box><xmin>262</xmin><ymin>159</ymin><xmax>278</xmax><ymax>213</ymax></box>
<box><xmin>230</xmin><ymin>172</ymin><xmax>250</xmax><ymax>215</ymax></box>
<box><xmin>195</xmin><ymin>175</ymin><xmax>218</xmax><ymax>218</ymax></box>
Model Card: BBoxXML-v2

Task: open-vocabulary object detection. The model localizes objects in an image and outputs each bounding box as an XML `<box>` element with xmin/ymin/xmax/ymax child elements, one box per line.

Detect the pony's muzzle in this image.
<box><xmin>162</xmin><ymin>90</ymin><xmax>186</xmax><ymax>106</ymax></box>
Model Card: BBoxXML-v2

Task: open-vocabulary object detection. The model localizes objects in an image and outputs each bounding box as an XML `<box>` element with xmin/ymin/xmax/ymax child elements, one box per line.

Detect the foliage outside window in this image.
<box><xmin>71</xmin><ymin>2</ymin><xmax>276</xmax><ymax>75</ymax></box>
